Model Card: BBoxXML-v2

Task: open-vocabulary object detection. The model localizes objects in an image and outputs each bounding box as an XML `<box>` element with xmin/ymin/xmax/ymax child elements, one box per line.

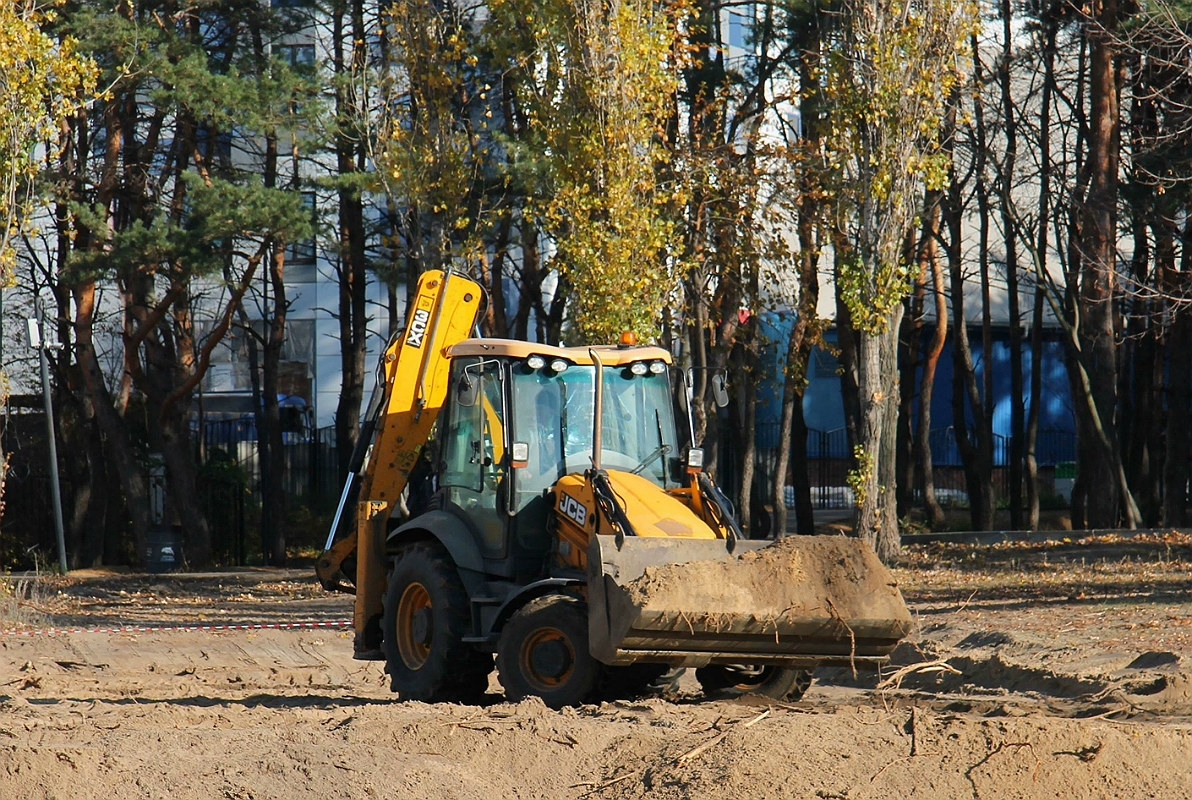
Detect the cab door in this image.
<box><xmin>437</xmin><ymin>357</ymin><xmax>509</xmax><ymax>557</ymax></box>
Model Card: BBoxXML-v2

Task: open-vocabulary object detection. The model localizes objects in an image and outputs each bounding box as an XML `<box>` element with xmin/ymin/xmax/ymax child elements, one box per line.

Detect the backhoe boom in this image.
<box><xmin>316</xmin><ymin>270</ymin><xmax>482</xmax><ymax>653</ymax></box>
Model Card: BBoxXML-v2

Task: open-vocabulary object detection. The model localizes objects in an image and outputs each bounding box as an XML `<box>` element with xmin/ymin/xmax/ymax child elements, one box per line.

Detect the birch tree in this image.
<box><xmin>824</xmin><ymin>0</ymin><xmax>973</xmax><ymax>559</ymax></box>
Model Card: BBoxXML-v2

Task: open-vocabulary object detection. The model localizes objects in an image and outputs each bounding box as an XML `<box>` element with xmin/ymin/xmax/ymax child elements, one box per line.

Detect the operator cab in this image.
<box><xmin>432</xmin><ymin>340</ymin><xmax>683</xmax><ymax>580</ymax></box>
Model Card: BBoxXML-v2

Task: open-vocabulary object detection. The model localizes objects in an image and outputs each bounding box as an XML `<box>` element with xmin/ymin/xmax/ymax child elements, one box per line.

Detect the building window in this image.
<box><xmin>278</xmin><ymin>43</ymin><xmax>315</xmax><ymax>68</ymax></box>
<box><xmin>277</xmin><ymin>44</ymin><xmax>315</xmax><ymax>117</ymax></box>
<box><xmin>726</xmin><ymin>4</ymin><xmax>755</xmax><ymax>51</ymax></box>
<box><xmin>285</xmin><ymin>191</ymin><xmax>317</xmax><ymax>281</ymax></box>
<box><xmin>199</xmin><ymin>318</ymin><xmax>316</xmax><ymax>404</ymax></box>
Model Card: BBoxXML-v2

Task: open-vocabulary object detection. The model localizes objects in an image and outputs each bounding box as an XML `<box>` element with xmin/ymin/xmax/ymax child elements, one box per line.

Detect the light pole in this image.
<box><xmin>28</xmin><ymin>301</ymin><xmax>67</xmax><ymax>573</ymax></box>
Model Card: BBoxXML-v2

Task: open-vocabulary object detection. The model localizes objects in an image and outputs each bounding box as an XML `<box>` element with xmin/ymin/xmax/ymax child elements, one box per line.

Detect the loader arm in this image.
<box><xmin>316</xmin><ymin>270</ymin><xmax>482</xmax><ymax>644</ymax></box>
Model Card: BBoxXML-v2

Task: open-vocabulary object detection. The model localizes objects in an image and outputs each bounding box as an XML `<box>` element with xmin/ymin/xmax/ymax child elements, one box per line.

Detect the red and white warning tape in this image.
<box><xmin>0</xmin><ymin>620</ymin><xmax>352</xmax><ymax>636</ymax></box>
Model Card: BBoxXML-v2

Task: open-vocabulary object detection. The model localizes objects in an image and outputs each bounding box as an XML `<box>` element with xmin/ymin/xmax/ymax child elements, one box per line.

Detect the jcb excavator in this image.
<box><xmin>317</xmin><ymin>269</ymin><xmax>912</xmax><ymax>707</ymax></box>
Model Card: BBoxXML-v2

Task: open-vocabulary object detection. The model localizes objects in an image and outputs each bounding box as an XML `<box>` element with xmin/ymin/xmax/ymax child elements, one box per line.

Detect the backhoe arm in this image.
<box><xmin>316</xmin><ymin>270</ymin><xmax>482</xmax><ymax>595</ymax></box>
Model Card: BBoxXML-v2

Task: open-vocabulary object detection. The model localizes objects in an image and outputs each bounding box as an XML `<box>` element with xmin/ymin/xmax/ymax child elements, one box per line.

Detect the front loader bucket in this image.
<box><xmin>587</xmin><ymin>534</ymin><xmax>913</xmax><ymax>668</ymax></box>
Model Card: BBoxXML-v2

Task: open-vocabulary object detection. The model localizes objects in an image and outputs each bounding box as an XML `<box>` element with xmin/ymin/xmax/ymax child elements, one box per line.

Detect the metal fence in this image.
<box><xmin>195</xmin><ymin>422</ymin><xmax>343</xmax><ymax>563</ymax></box>
<box><xmin>751</xmin><ymin>422</ymin><xmax>1077</xmax><ymax>512</ymax></box>
<box><xmin>181</xmin><ymin>419</ymin><xmax>1083</xmax><ymax>558</ymax></box>
<box><xmin>1</xmin><ymin>409</ymin><xmax>1080</xmax><ymax>567</ymax></box>
<box><xmin>0</xmin><ymin>410</ymin><xmax>57</xmax><ymax>568</ymax></box>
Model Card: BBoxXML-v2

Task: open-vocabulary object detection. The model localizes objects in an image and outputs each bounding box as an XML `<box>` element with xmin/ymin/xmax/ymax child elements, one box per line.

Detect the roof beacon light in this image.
<box><xmin>630</xmin><ymin>361</ymin><xmax>649</xmax><ymax>376</ymax></box>
<box><xmin>526</xmin><ymin>354</ymin><xmax>546</xmax><ymax>370</ymax></box>
<box><xmin>619</xmin><ymin>331</ymin><xmax>636</xmax><ymax>347</ymax></box>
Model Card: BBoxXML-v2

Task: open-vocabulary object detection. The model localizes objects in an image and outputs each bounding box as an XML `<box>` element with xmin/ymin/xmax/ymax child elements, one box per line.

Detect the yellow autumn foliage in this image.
<box><xmin>822</xmin><ymin>0</ymin><xmax>976</xmax><ymax>334</ymax></box>
<box><xmin>0</xmin><ymin>0</ymin><xmax>97</xmax><ymax>284</ymax></box>
<box><xmin>492</xmin><ymin>0</ymin><xmax>687</xmax><ymax>343</ymax></box>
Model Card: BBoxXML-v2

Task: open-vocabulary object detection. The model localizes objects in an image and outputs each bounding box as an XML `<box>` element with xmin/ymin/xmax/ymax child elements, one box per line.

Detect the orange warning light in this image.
<box><xmin>619</xmin><ymin>331</ymin><xmax>636</xmax><ymax>347</ymax></box>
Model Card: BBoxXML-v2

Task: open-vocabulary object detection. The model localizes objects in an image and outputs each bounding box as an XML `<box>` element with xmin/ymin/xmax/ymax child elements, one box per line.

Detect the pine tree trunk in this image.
<box><xmin>971</xmin><ymin>35</ymin><xmax>996</xmax><ymax>526</ymax></box>
<box><xmin>772</xmin><ymin>9</ymin><xmax>823</xmax><ymax>540</ymax></box>
<box><xmin>240</xmin><ymin>303</ymin><xmax>267</xmax><ymax>561</ymax></box>
<box><xmin>737</xmin><ymin>363</ymin><xmax>757</xmax><ymax>536</ymax></box>
<box><xmin>790</xmin><ymin>393</ymin><xmax>815</xmax><ymax>535</ymax></box>
<box><xmin>896</xmin><ymin>252</ymin><xmax>924</xmax><ymax>519</ymax></box>
<box><xmin>73</xmin><ymin>283</ymin><xmax>153</xmax><ymax>566</ymax></box>
<box><xmin>135</xmin><ymin>279</ymin><xmax>214</xmax><ymax>566</ymax></box>
<box><xmin>155</xmin><ymin>407</ymin><xmax>212</xmax><ymax>566</ymax></box>
<box><xmin>79</xmin><ymin>413</ymin><xmax>109</xmax><ymax>567</ymax></box>
<box><xmin>262</xmin><ymin>245</ymin><xmax>288</xmax><ymax>566</ymax></box>
<box><xmin>333</xmin><ymin>0</ymin><xmax>369</xmax><ymax>475</ymax></box>
<box><xmin>944</xmin><ymin>95</ymin><xmax>994</xmax><ymax>531</ymax></box>
<box><xmin>917</xmin><ymin>198</ymin><xmax>946</xmax><ymax>529</ymax></box>
<box><xmin>1077</xmin><ymin>0</ymin><xmax>1129</xmax><ymax>528</ymax></box>
<box><xmin>1165</xmin><ymin>312</ymin><xmax>1192</xmax><ymax>526</ymax></box>
<box><xmin>999</xmin><ymin>0</ymin><xmax>1024</xmax><ymax>529</ymax></box>
<box><xmin>1163</xmin><ymin>214</ymin><xmax>1192</xmax><ymax>525</ymax></box>
<box><xmin>772</xmin><ymin>319</ymin><xmax>799</xmax><ymax>538</ymax></box>
<box><xmin>1025</xmin><ymin>20</ymin><xmax>1056</xmax><ymax>531</ymax></box>
<box><xmin>1026</xmin><ymin>288</ymin><xmax>1045</xmax><ymax>530</ymax></box>
<box><xmin>834</xmin><ymin>245</ymin><xmax>862</xmax><ymax>456</ymax></box>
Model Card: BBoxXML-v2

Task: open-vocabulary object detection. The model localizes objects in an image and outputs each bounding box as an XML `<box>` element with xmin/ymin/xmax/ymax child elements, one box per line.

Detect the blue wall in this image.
<box><xmin>754</xmin><ymin>311</ymin><xmax>1076</xmax><ymax>465</ymax></box>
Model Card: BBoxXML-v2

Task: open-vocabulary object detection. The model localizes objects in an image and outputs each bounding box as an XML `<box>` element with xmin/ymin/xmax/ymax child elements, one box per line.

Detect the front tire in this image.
<box><xmin>695</xmin><ymin>665</ymin><xmax>813</xmax><ymax>701</ymax></box>
<box><xmin>496</xmin><ymin>594</ymin><xmax>601</xmax><ymax>709</ymax></box>
<box><xmin>382</xmin><ymin>541</ymin><xmax>492</xmax><ymax>702</ymax></box>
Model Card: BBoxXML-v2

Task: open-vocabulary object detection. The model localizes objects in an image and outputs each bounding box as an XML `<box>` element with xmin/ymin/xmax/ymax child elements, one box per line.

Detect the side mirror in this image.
<box><xmin>457</xmin><ymin>374</ymin><xmax>479</xmax><ymax>407</ymax></box>
<box><xmin>711</xmin><ymin>373</ymin><xmax>729</xmax><ymax>408</ymax></box>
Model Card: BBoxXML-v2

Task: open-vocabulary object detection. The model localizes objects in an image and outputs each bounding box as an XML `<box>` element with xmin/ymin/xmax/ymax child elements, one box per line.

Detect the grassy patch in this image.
<box><xmin>0</xmin><ymin>574</ymin><xmax>50</xmax><ymax>630</ymax></box>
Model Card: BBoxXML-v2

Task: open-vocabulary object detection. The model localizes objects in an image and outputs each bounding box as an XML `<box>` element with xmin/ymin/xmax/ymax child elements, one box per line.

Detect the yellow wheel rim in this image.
<box><xmin>396</xmin><ymin>582</ymin><xmax>432</xmax><ymax>669</ymax></box>
<box><xmin>728</xmin><ymin>667</ymin><xmax>769</xmax><ymax>690</ymax></box>
<box><xmin>520</xmin><ymin>627</ymin><xmax>575</xmax><ymax>692</ymax></box>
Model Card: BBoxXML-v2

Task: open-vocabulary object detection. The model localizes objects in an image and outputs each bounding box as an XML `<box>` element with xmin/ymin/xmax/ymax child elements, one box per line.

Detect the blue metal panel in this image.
<box><xmin>751</xmin><ymin>312</ymin><xmax>1077</xmax><ymax>466</ymax></box>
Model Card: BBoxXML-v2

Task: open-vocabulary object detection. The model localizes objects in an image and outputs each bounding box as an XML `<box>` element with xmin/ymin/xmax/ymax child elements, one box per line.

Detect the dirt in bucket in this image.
<box><xmin>615</xmin><ymin>535</ymin><xmax>913</xmax><ymax>630</ymax></box>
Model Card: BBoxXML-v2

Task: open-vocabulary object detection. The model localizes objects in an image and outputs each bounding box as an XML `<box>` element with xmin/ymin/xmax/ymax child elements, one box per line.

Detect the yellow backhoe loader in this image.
<box><xmin>317</xmin><ymin>269</ymin><xmax>912</xmax><ymax>707</ymax></box>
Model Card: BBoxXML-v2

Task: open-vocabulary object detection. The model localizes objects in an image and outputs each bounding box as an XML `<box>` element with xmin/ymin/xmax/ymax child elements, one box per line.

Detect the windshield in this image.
<box><xmin>510</xmin><ymin>363</ymin><xmax>680</xmax><ymax>510</ymax></box>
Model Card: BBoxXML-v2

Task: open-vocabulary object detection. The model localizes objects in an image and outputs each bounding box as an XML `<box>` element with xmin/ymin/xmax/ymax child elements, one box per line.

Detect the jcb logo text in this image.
<box><xmin>559</xmin><ymin>493</ymin><xmax>587</xmax><ymax>527</ymax></box>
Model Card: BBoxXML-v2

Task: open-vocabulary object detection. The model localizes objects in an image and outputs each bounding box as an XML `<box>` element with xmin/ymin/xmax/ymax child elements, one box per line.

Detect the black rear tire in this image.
<box><xmin>382</xmin><ymin>541</ymin><xmax>492</xmax><ymax>702</ymax></box>
<box><xmin>695</xmin><ymin>665</ymin><xmax>813</xmax><ymax>701</ymax></box>
<box><xmin>497</xmin><ymin>594</ymin><xmax>601</xmax><ymax>709</ymax></box>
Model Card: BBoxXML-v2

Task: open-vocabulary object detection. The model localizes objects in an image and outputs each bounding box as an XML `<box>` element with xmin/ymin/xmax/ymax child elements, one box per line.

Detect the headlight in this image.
<box><xmin>630</xmin><ymin>362</ymin><xmax>648</xmax><ymax>376</ymax></box>
<box><xmin>549</xmin><ymin>359</ymin><xmax>569</xmax><ymax>373</ymax></box>
<box><xmin>526</xmin><ymin>354</ymin><xmax>546</xmax><ymax>370</ymax></box>
<box><xmin>649</xmin><ymin>361</ymin><xmax>666</xmax><ymax>374</ymax></box>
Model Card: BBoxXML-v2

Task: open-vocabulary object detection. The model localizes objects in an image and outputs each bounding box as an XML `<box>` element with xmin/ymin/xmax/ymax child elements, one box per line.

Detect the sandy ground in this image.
<box><xmin>3</xmin><ymin>534</ymin><xmax>1192</xmax><ymax>799</ymax></box>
